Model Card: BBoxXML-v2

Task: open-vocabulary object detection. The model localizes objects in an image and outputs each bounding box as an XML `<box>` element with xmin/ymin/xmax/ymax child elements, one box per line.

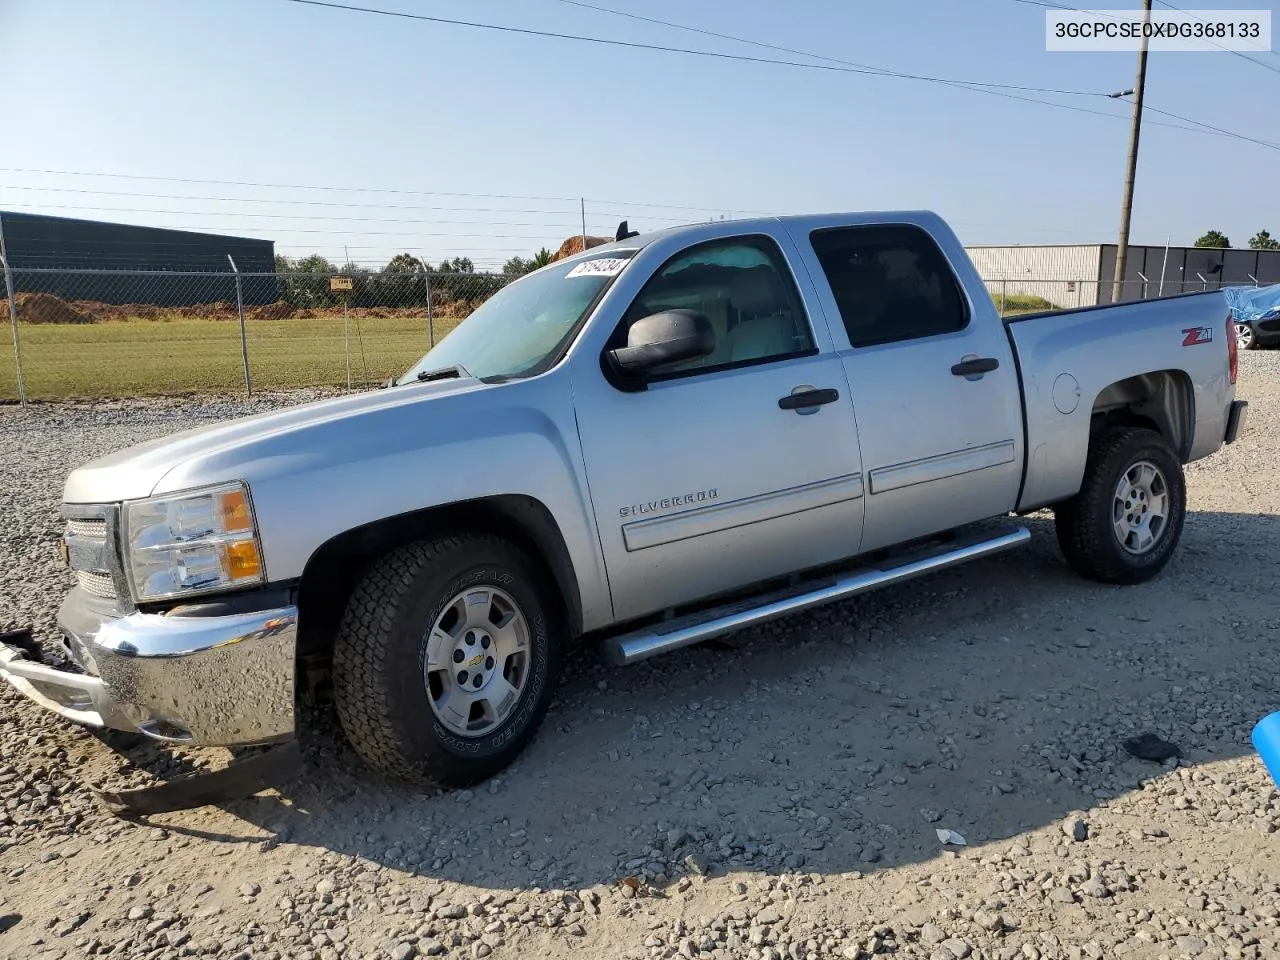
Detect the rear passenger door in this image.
<box><xmin>795</xmin><ymin>222</ymin><xmax>1023</xmax><ymax>552</ymax></box>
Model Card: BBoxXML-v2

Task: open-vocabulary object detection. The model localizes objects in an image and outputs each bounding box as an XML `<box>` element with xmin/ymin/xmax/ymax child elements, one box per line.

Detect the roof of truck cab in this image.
<box><xmin>565</xmin><ymin>210</ymin><xmax>949</xmax><ymax>261</ymax></box>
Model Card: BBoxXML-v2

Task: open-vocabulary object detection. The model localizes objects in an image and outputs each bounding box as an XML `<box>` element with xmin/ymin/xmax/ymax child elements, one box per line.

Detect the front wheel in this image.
<box><xmin>1053</xmin><ymin>427</ymin><xmax>1187</xmax><ymax>585</ymax></box>
<box><xmin>1235</xmin><ymin>321</ymin><xmax>1258</xmax><ymax>351</ymax></box>
<box><xmin>332</xmin><ymin>533</ymin><xmax>564</xmax><ymax>787</ymax></box>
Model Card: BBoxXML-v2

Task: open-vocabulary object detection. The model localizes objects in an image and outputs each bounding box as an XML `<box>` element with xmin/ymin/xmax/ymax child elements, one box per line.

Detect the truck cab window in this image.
<box><xmin>615</xmin><ymin>235</ymin><xmax>815</xmax><ymax>376</ymax></box>
<box><xmin>809</xmin><ymin>225</ymin><xmax>968</xmax><ymax>347</ymax></box>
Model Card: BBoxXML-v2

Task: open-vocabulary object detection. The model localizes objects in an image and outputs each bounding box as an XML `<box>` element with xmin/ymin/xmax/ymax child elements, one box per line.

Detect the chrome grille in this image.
<box><xmin>75</xmin><ymin>569</ymin><xmax>118</xmax><ymax>599</ymax></box>
<box><xmin>63</xmin><ymin>507</ymin><xmax>122</xmax><ymax>605</ymax></box>
<box><xmin>66</xmin><ymin>518</ymin><xmax>107</xmax><ymax>538</ymax></box>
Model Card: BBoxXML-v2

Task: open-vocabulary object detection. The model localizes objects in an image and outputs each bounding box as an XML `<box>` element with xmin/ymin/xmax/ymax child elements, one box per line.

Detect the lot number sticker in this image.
<box><xmin>566</xmin><ymin>258</ymin><xmax>629</xmax><ymax>278</ymax></box>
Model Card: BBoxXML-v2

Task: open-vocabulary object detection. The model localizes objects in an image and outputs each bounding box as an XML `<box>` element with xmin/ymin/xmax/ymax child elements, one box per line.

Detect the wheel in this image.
<box><xmin>1235</xmin><ymin>320</ymin><xmax>1258</xmax><ymax>350</ymax></box>
<box><xmin>332</xmin><ymin>533</ymin><xmax>564</xmax><ymax>787</ymax></box>
<box><xmin>1053</xmin><ymin>427</ymin><xmax>1186</xmax><ymax>585</ymax></box>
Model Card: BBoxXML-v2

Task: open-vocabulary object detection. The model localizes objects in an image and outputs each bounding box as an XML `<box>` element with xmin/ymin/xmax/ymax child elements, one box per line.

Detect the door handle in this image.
<box><xmin>951</xmin><ymin>357</ymin><xmax>999</xmax><ymax>377</ymax></box>
<box><xmin>778</xmin><ymin>387</ymin><xmax>840</xmax><ymax>410</ymax></box>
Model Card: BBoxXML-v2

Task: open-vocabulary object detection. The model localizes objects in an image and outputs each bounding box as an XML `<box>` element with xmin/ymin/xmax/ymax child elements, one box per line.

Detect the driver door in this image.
<box><xmin>572</xmin><ymin>232</ymin><xmax>866</xmax><ymax>623</ymax></box>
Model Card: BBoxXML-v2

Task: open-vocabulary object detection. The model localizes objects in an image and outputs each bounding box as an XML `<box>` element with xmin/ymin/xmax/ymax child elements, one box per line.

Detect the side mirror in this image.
<box><xmin>607</xmin><ymin>309</ymin><xmax>715</xmax><ymax>379</ymax></box>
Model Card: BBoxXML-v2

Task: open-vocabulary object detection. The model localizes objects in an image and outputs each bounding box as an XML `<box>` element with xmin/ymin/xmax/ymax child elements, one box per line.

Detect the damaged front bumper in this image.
<box><xmin>0</xmin><ymin>587</ymin><xmax>297</xmax><ymax>746</ymax></box>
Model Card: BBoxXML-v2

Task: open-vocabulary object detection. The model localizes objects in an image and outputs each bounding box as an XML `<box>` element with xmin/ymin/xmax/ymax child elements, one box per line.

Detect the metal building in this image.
<box><xmin>965</xmin><ymin>242</ymin><xmax>1280</xmax><ymax>310</ymax></box>
<box><xmin>0</xmin><ymin>211</ymin><xmax>276</xmax><ymax>305</ymax></box>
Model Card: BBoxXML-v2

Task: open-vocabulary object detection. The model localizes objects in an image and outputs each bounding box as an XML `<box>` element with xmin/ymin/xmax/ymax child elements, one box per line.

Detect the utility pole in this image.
<box><xmin>1111</xmin><ymin>0</ymin><xmax>1153</xmax><ymax>304</ymax></box>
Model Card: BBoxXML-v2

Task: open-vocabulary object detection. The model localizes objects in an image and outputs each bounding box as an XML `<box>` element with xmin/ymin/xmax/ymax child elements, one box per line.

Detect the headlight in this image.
<box><xmin>123</xmin><ymin>481</ymin><xmax>265</xmax><ymax>602</ymax></box>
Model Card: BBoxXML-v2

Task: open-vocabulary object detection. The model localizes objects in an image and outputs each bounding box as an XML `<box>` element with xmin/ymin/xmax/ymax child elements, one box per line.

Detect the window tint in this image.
<box><xmin>809</xmin><ymin>225</ymin><xmax>968</xmax><ymax>347</ymax></box>
<box><xmin>615</xmin><ymin>236</ymin><xmax>814</xmax><ymax>376</ymax></box>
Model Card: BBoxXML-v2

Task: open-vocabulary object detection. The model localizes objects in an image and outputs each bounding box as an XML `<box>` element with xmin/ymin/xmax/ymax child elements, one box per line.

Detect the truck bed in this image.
<box><xmin>1002</xmin><ymin>288</ymin><xmax>1233</xmax><ymax>512</ymax></box>
<box><xmin>1004</xmin><ymin>288</ymin><xmax>1226</xmax><ymax>325</ymax></box>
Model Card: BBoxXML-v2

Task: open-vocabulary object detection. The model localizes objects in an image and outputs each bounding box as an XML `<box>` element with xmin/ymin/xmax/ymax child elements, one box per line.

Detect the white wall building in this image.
<box><xmin>965</xmin><ymin>243</ymin><xmax>1280</xmax><ymax>310</ymax></box>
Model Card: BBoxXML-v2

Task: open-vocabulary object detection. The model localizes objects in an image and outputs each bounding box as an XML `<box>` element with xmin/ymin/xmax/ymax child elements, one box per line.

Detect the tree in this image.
<box><xmin>381</xmin><ymin>253</ymin><xmax>429</xmax><ymax>307</ymax></box>
<box><xmin>436</xmin><ymin>257</ymin><xmax>475</xmax><ymax>274</ymax></box>
<box><xmin>293</xmin><ymin>254</ymin><xmax>339</xmax><ymax>273</ymax></box>
<box><xmin>383</xmin><ymin>253</ymin><xmax>426</xmax><ymax>274</ymax></box>
<box><xmin>1194</xmin><ymin>230</ymin><xmax>1231</xmax><ymax>249</ymax></box>
<box><xmin>1249</xmin><ymin>230</ymin><xmax>1280</xmax><ymax>251</ymax></box>
<box><xmin>502</xmin><ymin>248</ymin><xmax>554</xmax><ymax>276</ymax></box>
<box><xmin>275</xmin><ymin>253</ymin><xmax>340</xmax><ymax>308</ymax></box>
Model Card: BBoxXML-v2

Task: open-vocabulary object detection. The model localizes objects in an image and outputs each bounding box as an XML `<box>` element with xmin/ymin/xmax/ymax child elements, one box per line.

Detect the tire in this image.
<box><xmin>1053</xmin><ymin>427</ymin><xmax>1186</xmax><ymax>585</ymax></box>
<box><xmin>332</xmin><ymin>533</ymin><xmax>564</xmax><ymax>787</ymax></box>
<box><xmin>1235</xmin><ymin>321</ymin><xmax>1258</xmax><ymax>351</ymax></box>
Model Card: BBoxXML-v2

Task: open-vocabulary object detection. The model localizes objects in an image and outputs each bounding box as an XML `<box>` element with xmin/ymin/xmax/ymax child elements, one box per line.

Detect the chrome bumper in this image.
<box><xmin>0</xmin><ymin>588</ymin><xmax>297</xmax><ymax>746</ymax></box>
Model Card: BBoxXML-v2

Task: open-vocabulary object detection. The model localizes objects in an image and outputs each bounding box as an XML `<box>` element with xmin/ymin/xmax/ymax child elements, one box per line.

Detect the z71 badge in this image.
<box><xmin>1182</xmin><ymin>326</ymin><xmax>1214</xmax><ymax>346</ymax></box>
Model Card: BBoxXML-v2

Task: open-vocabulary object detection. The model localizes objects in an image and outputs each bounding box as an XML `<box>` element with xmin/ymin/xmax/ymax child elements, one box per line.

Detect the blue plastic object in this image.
<box><xmin>1251</xmin><ymin>711</ymin><xmax>1280</xmax><ymax>790</ymax></box>
<box><xmin>1224</xmin><ymin>283</ymin><xmax>1280</xmax><ymax>325</ymax></box>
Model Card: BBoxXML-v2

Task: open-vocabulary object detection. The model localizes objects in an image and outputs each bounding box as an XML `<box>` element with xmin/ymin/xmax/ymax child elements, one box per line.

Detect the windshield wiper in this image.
<box><xmin>414</xmin><ymin>364</ymin><xmax>470</xmax><ymax>383</ymax></box>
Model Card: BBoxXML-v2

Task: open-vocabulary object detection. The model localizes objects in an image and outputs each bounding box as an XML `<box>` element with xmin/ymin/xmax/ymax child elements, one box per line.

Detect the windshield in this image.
<box><xmin>400</xmin><ymin>250</ymin><xmax>638</xmax><ymax>383</ymax></box>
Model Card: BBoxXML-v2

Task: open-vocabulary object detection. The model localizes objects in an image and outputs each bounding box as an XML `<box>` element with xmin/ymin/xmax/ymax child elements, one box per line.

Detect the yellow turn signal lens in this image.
<box><xmin>224</xmin><ymin>540</ymin><xmax>262</xmax><ymax>580</ymax></box>
<box><xmin>220</xmin><ymin>489</ymin><xmax>253</xmax><ymax>533</ymax></box>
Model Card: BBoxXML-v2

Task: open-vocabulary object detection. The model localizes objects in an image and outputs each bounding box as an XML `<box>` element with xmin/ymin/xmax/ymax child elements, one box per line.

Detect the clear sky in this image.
<box><xmin>3</xmin><ymin>0</ymin><xmax>1278</xmax><ymax>270</ymax></box>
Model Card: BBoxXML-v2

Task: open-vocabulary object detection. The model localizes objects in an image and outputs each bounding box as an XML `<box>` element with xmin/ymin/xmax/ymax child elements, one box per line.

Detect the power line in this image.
<box><xmin>0</xmin><ymin>201</ymin><xmax>641</xmax><ymax>230</ymax></box>
<box><xmin>282</xmin><ymin>0</ymin><xmax>1133</xmax><ymax>103</ymax></box>
<box><xmin>554</xmin><ymin>0</ymin><xmax>1278</xmax><ymax>147</ymax></box>
<box><xmin>551</xmin><ymin>0</ymin><xmax>1101</xmax><ymax>96</ymax></box>
<box><xmin>1152</xmin><ymin>0</ymin><xmax>1280</xmax><ymax>75</ymax></box>
<box><xmin>0</xmin><ymin>184</ymin><xmax>706</xmax><ymax>222</ymax></box>
<box><xmin>1140</xmin><ymin>104</ymin><xmax>1280</xmax><ymax>151</ymax></box>
<box><xmin>278</xmin><ymin>0</ymin><xmax>1278</xmax><ymax>150</ymax></box>
<box><xmin>1013</xmin><ymin>0</ymin><xmax>1280</xmax><ymax>77</ymax></box>
<box><xmin>0</xmin><ymin>167</ymin><xmax>759</xmax><ymax>215</ymax></box>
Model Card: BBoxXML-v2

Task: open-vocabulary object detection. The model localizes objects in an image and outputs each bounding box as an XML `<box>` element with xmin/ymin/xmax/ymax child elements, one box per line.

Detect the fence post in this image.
<box><xmin>0</xmin><ymin>216</ymin><xmax>28</xmax><ymax>407</ymax></box>
<box><xmin>426</xmin><ymin>273</ymin><xmax>435</xmax><ymax>348</ymax></box>
<box><xmin>226</xmin><ymin>255</ymin><xmax>252</xmax><ymax>397</ymax></box>
<box><xmin>998</xmin><ymin>279</ymin><xmax>1007</xmax><ymax>319</ymax></box>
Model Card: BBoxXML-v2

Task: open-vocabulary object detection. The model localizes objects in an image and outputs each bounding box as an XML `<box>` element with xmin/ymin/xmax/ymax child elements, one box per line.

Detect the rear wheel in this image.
<box><xmin>332</xmin><ymin>533</ymin><xmax>563</xmax><ymax>787</ymax></box>
<box><xmin>1053</xmin><ymin>427</ymin><xmax>1186</xmax><ymax>585</ymax></box>
<box><xmin>1235</xmin><ymin>320</ymin><xmax>1258</xmax><ymax>351</ymax></box>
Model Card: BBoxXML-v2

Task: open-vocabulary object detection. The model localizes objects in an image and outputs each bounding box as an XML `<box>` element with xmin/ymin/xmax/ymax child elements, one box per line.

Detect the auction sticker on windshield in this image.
<box><xmin>566</xmin><ymin>258</ymin><xmax>630</xmax><ymax>278</ymax></box>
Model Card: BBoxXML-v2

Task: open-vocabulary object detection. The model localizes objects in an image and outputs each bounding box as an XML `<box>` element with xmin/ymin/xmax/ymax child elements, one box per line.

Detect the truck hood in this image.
<box><xmin>63</xmin><ymin>378</ymin><xmax>483</xmax><ymax>504</ymax></box>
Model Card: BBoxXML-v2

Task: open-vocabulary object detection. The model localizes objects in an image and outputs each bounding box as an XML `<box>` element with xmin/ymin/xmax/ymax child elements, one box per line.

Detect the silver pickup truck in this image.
<box><xmin>1</xmin><ymin>211</ymin><xmax>1249</xmax><ymax>789</ymax></box>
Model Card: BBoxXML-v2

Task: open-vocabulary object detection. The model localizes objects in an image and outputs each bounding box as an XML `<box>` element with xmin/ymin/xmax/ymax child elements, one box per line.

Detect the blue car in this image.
<box><xmin>1227</xmin><ymin>284</ymin><xmax>1280</xmax><ymax>350</ymax></box>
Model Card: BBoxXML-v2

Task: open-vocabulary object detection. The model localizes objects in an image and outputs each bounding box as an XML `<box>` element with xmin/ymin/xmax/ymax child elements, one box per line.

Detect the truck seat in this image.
<box><xmin>725</xmin><ymin>267</ymin><xmax>805</xmax><ymax>361</ymax></box>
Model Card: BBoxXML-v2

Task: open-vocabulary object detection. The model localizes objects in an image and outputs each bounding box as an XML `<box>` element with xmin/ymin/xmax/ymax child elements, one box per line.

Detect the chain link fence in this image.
<box><xmin>0</xmin><ymin>267</ymin><xmax>514</xmax><ymax>402</ymax></box>
<box><xmin>1</xmin><ymin>264</ymin><xmax>1274</xmax><ymax>403</ymax></box>
<box><xmin>979</xmin><ymin>276</ymin><xmax>1262</xmax><ymax>317</ymax></box>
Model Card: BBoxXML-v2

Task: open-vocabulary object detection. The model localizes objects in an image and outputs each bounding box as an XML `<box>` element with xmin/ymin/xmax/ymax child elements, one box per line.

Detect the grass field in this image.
<box><xmin>991</xmin><ymin>292</ymin><xmax>1058</xmax><ymax>316</ymax></box>
<box><xmin>0</xmin><ymin>314</ymin><xmax>465</xmax><ymax>401</ymax></box>
<box><xmin>0</xmin><ymin>289</ymin><xmax>1068</xmax><ymax>401</ymax></box>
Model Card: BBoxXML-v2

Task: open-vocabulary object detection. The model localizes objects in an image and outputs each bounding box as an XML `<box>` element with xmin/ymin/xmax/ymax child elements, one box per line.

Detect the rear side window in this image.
<box><xmin>809</xmin><ymin>225</ymin><xmax>969</xmax><ymax>347</ymax></box>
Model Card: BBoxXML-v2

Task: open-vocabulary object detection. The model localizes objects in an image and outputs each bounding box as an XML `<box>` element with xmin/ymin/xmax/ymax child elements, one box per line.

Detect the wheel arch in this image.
<box><xmin>1088</xmin><ymin>369</ymin><xmax>1194</xmax><ymax>462</ymax></box>
<box><xmin>295</xmin><ymin>495</ymin><xmax>583</xmax><ymax>670</ymax></box>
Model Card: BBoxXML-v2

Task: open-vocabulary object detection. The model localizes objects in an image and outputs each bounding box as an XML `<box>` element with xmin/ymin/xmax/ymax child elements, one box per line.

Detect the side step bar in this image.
<box><xmin>602</xmin><ymin>526</ymin><xmax>1030</xmax><ymax>666</ymax></box>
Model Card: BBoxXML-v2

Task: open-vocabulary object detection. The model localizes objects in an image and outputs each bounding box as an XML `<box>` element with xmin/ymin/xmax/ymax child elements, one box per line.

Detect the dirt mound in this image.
<box><xmin>73</xmin><ymin>300</ymin><xmax>131</xmax><ymax>322</ymax></box>
<box><xmin>551</xmin><ymin>235</ymin><xmax>612</xmax><ymax>262</ymax></box>
<box><xmin>0</xmin><ymin>292</ymin><xmax>97</xmax><ymax>324</ymax></box>
<box><xmin>249</xmin><ymin>301</ymin><xmax>295</xmax><ymax>321</ymax></box>
<box><xmin>174</xmin><ymin>301</ymin><xmax>237</xmax><ymax>319</ymax></box>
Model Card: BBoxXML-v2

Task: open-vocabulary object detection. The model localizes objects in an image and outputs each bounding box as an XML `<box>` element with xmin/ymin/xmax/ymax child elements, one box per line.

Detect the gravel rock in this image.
<box><xmin>1</xmin><ymin>355</ymin><xmax>1279</xmax><ymax>959</ymax></box>
<box><xmin>1063</xmin><ymin>818</ymin><xmax>1089</xmax><ymax>842</ymax></box>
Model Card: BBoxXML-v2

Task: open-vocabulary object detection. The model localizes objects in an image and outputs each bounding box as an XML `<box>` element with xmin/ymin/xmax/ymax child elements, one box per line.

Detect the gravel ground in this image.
<box><xmin>2</xmin><ymin>357</ymin><xmax>1279</xmax><ymax>960</ymax></box>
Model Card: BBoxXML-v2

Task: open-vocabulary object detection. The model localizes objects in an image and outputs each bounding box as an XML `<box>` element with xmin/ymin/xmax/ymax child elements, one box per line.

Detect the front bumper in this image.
<box><xmin>0</xmin><ymin>588</ymin><xmax>297</xmax><ymax>746</ymax></box>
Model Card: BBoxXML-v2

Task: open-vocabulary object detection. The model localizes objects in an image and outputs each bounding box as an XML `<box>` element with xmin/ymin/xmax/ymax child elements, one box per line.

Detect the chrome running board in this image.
<box><xmin>601</xmin><ymin>526</ymin><xmax>1030</xmax><ymax>666</ymax></box>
